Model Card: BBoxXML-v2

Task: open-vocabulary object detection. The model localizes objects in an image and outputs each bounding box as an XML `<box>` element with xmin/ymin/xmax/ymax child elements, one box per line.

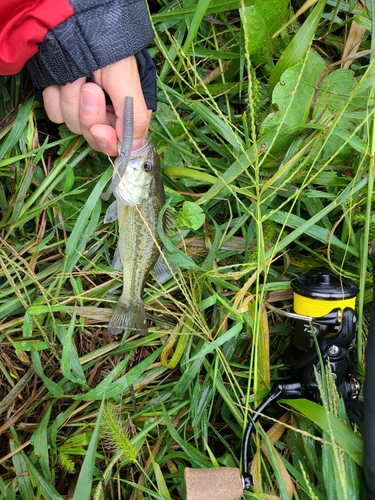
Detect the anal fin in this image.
<box><xmin>151</xmin><ymin>253</ymin><xmax>174</xmax><ymax>284</ymax></box>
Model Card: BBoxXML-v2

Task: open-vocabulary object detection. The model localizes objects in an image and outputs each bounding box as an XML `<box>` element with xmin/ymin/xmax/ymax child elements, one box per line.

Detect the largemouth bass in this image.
<box><xmin>105</xmin><ymin>141</ymin><xmax>165</xmax><ymax>335</ymax></box>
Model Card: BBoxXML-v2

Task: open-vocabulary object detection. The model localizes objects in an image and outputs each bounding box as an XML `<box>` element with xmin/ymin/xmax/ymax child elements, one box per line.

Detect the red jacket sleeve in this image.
<box><xmin>0</xmin><ymin>0</ymin><xmax>74</xmax><ymax>75</ymax></box>
<box><xmin>0</xmin><ymin>0</ymin><xmax>156</xmax><ymax>110</ymax></box>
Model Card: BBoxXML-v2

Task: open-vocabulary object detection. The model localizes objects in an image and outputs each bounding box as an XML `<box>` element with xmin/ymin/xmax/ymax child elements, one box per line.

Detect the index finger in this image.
<box><xmin>93</xmin><ymin>57</ymin><xmax>152</xmax><ymax>149</ymax></box>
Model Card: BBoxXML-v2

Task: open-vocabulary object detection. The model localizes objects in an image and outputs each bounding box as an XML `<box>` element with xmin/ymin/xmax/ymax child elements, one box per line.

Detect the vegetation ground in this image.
<box><xmin>0</xmin><ymin>0</ymin><xmax>373</xmax><ymax>498</ymax></box>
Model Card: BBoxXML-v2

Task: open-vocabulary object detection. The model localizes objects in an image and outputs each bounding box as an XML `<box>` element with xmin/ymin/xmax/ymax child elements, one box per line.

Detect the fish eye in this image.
<box><xmin>143</xmin><ymin>161</ymin><xmax>153</xmax><ymax>173</ymax></box>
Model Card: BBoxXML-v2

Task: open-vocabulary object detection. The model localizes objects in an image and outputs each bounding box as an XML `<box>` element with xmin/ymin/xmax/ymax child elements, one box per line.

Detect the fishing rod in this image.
<box><xmin>363</xmin><ymin>243</ymin><xmax>375</xmax><ymax>499</ymax></box>
<box><xmin>185</xmin><ymin>269</ymin><xmax>364</xmax><ymax>500</ymax></box>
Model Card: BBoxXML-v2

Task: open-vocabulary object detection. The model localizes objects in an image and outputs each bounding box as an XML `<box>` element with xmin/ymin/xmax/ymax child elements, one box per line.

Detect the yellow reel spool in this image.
<box><xmin>293</xmin><ymin>293</ymin><xmax>356</xmax><ymax>317</ymax></box>
<box><xmin>291</xmin><ymin>271</ymin><xmax>358</xmax><ymax>317</ymax></box>
<box><xmin>290</xmin><ymin>270</ymin><xmax>358</xmax><ymax>352</ymax></box>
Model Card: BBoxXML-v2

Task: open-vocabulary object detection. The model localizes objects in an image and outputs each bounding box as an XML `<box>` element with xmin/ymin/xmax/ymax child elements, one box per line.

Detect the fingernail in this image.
<box><xmin>132</xmin><ymin>138</ymin><xmax>144</xmax><ymax>151</ymax></box>
<box><xmin>92</xmin><ymin>134</ymin><xmax>108</xmax><ymax>148</ymax></box>
<box><xmin>81</xmin><ymin>88</ymin><xmax>99</xmax><ymax>111</ymax></box>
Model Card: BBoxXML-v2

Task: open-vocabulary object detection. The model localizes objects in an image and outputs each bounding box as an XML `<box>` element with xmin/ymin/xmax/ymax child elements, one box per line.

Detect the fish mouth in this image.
<box><xmin>130</xmin><ymin>140</ymin><xmax>152</xmax><ymax>158</ymax></box>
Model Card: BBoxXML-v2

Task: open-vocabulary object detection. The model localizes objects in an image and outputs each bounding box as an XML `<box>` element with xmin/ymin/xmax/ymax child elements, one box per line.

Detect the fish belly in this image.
<box><xmin>107</xmin><ymin>200</ymin><xmax>160</xmax><ymax>335</ymax></box>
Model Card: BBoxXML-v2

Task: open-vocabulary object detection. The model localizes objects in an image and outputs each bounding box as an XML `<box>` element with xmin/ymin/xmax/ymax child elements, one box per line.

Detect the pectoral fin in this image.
<box><xmin>104</xmin><ymin>200</ymin><xmax>118</xmax><ymax>223</ymax></box>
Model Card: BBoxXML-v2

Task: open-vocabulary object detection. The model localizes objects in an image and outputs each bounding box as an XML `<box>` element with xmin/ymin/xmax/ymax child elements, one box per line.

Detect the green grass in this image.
<box><xmin>0</xmin><ymin>0</ymin><xmax>373</xmax><ymax>498</ymax></box>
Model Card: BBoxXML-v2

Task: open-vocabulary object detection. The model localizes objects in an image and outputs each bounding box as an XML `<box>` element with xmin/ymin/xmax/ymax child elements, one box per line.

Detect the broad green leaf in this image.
<box><xmin>315</xmin><ymin>68</ymin><xmax>362</xmax><ymax>113</ymax></box>
<box><xmin>260</xmin><ymin>50</ymin><xmax>326</xmax><ymax>157</ymax></box>
<box><xmin>0</xmin><ymin>476</ymin><xmax>16</xmax><ymax>500</ymax></box>
<box><xmin>22</xmin><ymin>310</ymin><xmax>33</xmax><ymax>337</ymax></box>
<box><xmin>164</xmin><ymin>166</ymin><xmax>217</xmax><ymax>184</ymax></box>
<box><xmin>63</xmin><ymin>164</ymin><xmax>75</xmax><ymax>193</ymax></box>
<box><xmin>268</xmin><ymin>0</ymin><xmax>327</xmax><ymax>93</ymax></box>
<box><xmin>240</xmin><ymin>0</ymin><xmax>289</xmax><ymax>58</ymax></box>
<box><xmin>177</xmin><ymin>201</ymin><xmax>205</xmax><ymax>230</ymax></box>
<box><xmin>322</xmin><ymin>429</ymin><xmax>338</xmax><ymax>499</ymax></box>
<box><xmin>28</xmin><ymin>304</ymin><xmax>70</xmax><ymax>315</ymax></box>
<box><xmin>158</xmin><ymin>202</ymin><xmax>201</xmax><ymax>270</ymax></box>
<box><xmin>332</xmin><ymin>127</ymin><xmax>368</xmax><ymax>155</ymax></box>
<box><xmin>14</xmin><ymin>340</ymin><xmax>48</xmax><ymax>351</ymax></box>
<box><xmin>311</xmin><ymin>68</ymin><xmax>367</xmax><ymax>162</ymax></box>
<box><xmin>337</xmin><ymin>398</ymin><xmax>360</xmax><ymax>497</ymax></box>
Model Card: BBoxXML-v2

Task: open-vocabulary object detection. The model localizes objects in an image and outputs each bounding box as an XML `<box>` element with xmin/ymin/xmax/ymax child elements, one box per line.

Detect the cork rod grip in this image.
<box><xmin>184</xmin><ymin>467</ymin><xmax>243</xmax><ymax>500</ymax></box>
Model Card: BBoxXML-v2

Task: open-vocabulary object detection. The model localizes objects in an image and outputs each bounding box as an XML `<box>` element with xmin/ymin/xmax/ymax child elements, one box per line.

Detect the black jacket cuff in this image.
<box><xmin>26</xmin><ymin>0</ymin><xmax>155</xmax><ymax>94</ymax></box>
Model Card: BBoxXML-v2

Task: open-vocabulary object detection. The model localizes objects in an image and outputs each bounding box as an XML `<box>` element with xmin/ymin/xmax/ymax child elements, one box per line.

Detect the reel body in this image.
<box><xmin>285</xmin><ymin>270</ymin><xmax>359</xmax><ymax>401</ymax></box>
<box><xmin>291</xmin><ymin>270</ymin><xmax>357</xmax><ymax>351</ymax></box>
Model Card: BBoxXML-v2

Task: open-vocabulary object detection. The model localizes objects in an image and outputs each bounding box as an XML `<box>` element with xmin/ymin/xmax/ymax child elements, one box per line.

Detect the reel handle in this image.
<box><xmin>184</xmin><ymin>467</ymin><xmax>243</xmax><ymax>500</ymax></box>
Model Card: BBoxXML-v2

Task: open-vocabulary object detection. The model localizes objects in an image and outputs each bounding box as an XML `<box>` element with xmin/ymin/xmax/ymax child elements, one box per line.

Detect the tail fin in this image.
<box><xmin>107</xmin><ymin>298</ymin><xmax>147</xmax><ymax>335</ymax></box>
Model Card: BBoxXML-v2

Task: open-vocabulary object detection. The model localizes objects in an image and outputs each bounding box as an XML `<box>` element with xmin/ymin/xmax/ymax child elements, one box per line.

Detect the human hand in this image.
<box><xmin>42</xmin><ymin>56</ymin><xmax>152</xmax><ymax>155</ymax></box>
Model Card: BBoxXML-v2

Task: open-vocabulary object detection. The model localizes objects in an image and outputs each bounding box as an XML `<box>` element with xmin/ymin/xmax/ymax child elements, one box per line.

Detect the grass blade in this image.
<box><xmin>281</xmin><ymin>398</ymin><xmax>363</xmax><ymax>466</ymax></box>
<box><xmin>73</xmin><ymin>397</ymin><xmax>105</xmax><ymax>500</ymax></box>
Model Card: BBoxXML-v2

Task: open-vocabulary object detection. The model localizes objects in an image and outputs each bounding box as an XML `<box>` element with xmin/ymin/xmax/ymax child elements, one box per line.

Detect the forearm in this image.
<box><xmin>0</xmin><ymin>0</ymin><xmax>155</xmax><ymax>91</ymax></box>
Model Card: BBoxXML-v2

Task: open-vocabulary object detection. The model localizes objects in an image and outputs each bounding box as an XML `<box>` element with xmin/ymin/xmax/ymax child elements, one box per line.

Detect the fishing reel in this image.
<box><xmin>185</xmin><ymin>270</ymin><xmax>360</xmax><ymax>500</ymax></box>
<box><xmin>281</xmin><ymin>270</ymin><xmax>360</xmax><ymax>401</ymax></box>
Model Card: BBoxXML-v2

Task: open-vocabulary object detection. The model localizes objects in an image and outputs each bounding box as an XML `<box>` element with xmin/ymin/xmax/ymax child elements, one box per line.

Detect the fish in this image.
<box><xmin>104</xmin><ymin>140</ymin><xmax>165</xmax><ymax>335</ymax></box>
